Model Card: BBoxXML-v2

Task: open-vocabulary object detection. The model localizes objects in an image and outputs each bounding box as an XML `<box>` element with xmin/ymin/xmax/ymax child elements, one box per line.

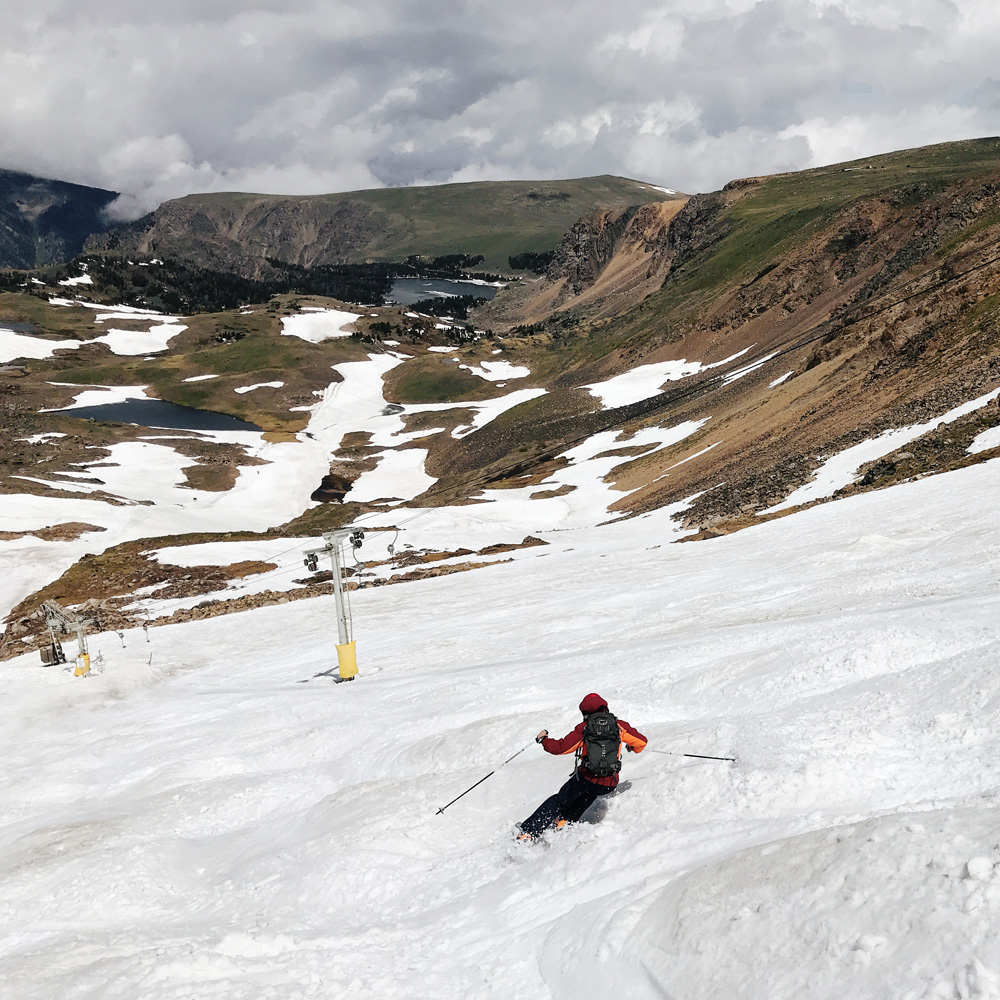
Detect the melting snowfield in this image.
<box><xmin>4</xmin><ymin>455</ymin><xmax>1000</xmax><ymax>998</ymax></box>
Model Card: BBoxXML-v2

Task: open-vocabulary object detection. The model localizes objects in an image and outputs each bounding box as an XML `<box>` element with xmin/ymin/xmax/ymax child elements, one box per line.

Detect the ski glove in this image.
<box><xmin>535</xmin><ymin>729</ymin><xmax>548</xmax><ymax>743</ymax></box>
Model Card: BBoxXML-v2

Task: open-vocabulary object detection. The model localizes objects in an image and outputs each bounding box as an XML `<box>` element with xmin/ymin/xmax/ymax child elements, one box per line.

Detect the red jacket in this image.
<box><xmin>541</xmin><ymin>718</ymin><xmax>647</xmax><ymax>787</ymax></box>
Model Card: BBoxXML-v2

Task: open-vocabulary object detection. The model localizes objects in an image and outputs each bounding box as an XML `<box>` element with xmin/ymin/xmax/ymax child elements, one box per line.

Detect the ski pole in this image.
<box><xmin>648</xmin><ymin>750</ymin><xmax>737</xmax><ymax>762</ymax></box>
<box><xmin>436</xmin><ymin>744</ymin><xmax>530</xmax><ymax>815</ymax></box>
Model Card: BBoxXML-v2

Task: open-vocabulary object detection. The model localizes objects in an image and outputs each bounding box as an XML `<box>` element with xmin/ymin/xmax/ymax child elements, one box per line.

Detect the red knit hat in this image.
<box><xmin>579</xmin><ymin>692</ymin><xmax>608</xmax><ymax>714</ymax></box>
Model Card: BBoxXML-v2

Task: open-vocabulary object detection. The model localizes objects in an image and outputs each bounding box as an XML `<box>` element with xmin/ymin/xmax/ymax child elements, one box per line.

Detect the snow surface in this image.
<box><xmin>39</xmin><ymin>383</ymin><xmax>151</xmax><ymax>410</ymax></box>
<box><xmin>280</xmin><ymin>309</ymin><xmax>361</xmax><ymax>343</ymax></box>
<box><xmin>0</xmin><ymin>359</ymin><xmax>397</xmax><ymax>621</ymax></box>
<box><xmin>9</xmin><ymin>298</ymin><xmax>185</xmax><ymax>356</ymax></box>
<box><xmin>584</xmin><ymin>348</ymin><xmax>753</xmax><ymax>408</ymax></box>
<box><xmin>584</xmin><ymin>358</ymin><xmax>705</xmax><ymax>407</ymax></box>
<box><xmin>460</xmin><ymin>360</ymin><xmax>530</xmax><ymax>381</ymax></box>
<box><xmin>769</xmin><ymin>371</ymin><xmax>794</xmax><ymax>387</ymax></box>
<box><xmin>90</xmin><ymin>320</ymin><xmax>187</xmax><ymax>356</ymax></box>
<box><xmin>57</xmin><ymin>273</ymin><xmax>93</xmax><ymax>287</ymax></box>
<box><xmin>0</xmin><ymin>328</ymin><xmax>83</xmax><ymax>362</ymax></box>
<box><xmin>16</xmin><ymin>432</ymin><xmax>66</xmax><ymax>445</ymax></box>
<box><xmin>5</xmin><ymin>454</ymin><xmax>1000</xmax><ymax>998</ymax></box>
<box><xmin>969</xmin><ymin>426</ymin><xmax>1000</xmax><ymax>454</ymax></box>
<box><xmin>182</xmin><ymin>374</ymin><xmax>219</xmax><ymax>383</ymax></box>
<box><xmin>766</xmin><ymin>384</ymin><xmax>1000</xmax><ymax>512</ymax></box>
<box><xmin>234</xmin><ymin>381</ymin><xmax>285</xmax><ymax>394</ymax></box>
<box><xmin>720</xmin><ymin>350</ymin><xmax>779</xmax><ymax>386</ymax></box>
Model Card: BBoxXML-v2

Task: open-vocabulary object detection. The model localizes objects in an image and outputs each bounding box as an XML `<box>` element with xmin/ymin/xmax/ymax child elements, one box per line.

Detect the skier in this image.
<box><xmin>516</xmin><ymin>693</ymin><xmax>647</xmax><ymax>841</ymax></box>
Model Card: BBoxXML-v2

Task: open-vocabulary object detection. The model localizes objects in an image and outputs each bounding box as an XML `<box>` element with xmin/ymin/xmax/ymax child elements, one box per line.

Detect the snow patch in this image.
<box><xmin>766</xmin><ymin>385</ymin><xmax>1000</xmax><ymax>512</ymax></box>
<box><xmin>280</xmin><ymin>309</ymin><xmax>360</xmax><ymax>343</ymax></box>
<box><xmin>234</xmin><ymin>381</ymin><xmax>284</xmax><ymax>394</ymax></box>
<box><xmin>460</xmin><ymin>361</ymin><xmax>530</xmax><ymax>382</ymax></box>
<box><xmin>0</xmin><ymin>329</ymin><xmax>83</xmax><ymax>362</ymax></box>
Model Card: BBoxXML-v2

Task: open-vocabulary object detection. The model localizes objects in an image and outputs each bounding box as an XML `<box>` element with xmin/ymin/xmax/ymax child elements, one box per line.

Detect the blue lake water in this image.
<box><xmin>387</xmin><ymin>278</ymin><xmax>500</xmax><ymax>306</ymax></box>
<box><xmin>54</xmin><ymin>399</ymin><xmax>262</xmax><ymax>431</ymax></box>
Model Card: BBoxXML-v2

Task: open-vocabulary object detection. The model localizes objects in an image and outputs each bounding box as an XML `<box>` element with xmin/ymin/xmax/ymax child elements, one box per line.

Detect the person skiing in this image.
<box><xmin>516</xmin><ymin>693</ymin><xmax>647</xmax><ymax>841</ymax></box>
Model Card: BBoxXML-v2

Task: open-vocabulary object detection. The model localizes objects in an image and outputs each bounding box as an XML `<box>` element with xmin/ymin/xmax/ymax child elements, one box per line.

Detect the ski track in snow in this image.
<box><xmin>3</xmin><ymin>458</ymin><xmax>1000</xmax><ymax>997</ymax></box>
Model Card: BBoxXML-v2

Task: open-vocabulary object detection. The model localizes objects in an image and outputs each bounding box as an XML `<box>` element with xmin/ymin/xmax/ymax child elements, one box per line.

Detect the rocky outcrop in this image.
<box><xmin>477</xmin><ymin>198</ymin><xmax>688</xmax><ymax>331</ymax></box>
<box><xmin>93</xmin><ymin>196</ymin><xmax>380</xmax><ymax>279</ymax></box>
<box><xmin>546</xmin><ymin>208</ymin><xmax>640</xmax><ymax>293</ymax></box>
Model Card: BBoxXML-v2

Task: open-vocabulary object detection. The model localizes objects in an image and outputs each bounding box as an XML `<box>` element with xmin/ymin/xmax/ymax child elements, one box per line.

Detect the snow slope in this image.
<box><xmin>4</xmin><ymin>456</ymin><xmax>1000</xmax><ymax>998</ymax></box>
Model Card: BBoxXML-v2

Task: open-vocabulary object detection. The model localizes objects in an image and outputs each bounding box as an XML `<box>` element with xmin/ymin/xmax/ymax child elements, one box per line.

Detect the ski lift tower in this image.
<box><xmin>303</xmin><ymin>527</ymin><xmax>364</xmax><ymax>681</ymax></box>
<box><xmin>41</xmin><ymin>600</ymin><xmax>96</xmax><ymax>676</ymax></box>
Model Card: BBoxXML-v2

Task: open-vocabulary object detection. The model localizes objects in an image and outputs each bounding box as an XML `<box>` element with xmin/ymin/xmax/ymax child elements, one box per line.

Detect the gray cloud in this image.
<box><xmin>1</xmin><ymin>0</ymin><xmax>998</xmax><ymax>218</ymax></box>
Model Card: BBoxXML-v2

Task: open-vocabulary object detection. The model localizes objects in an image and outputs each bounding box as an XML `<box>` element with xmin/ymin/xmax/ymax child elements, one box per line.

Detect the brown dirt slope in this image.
<box><xmin>419</xmin><ymin>140</ymin><xmax>1000</xmax><ymax>533</ymax></box>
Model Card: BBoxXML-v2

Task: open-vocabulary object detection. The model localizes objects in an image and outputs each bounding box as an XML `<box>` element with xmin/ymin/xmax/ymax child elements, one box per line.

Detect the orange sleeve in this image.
<box><xmin>619</xmin><ymin>720</ymin><xmax>647</xmax><ymax>753</ymax></box>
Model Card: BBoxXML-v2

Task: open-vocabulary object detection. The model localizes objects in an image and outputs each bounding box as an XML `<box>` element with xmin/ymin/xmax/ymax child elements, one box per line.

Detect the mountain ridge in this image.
<box><xmin>85</xmin><ymin>175</ymin><xmax>684</xmax><ymax>276</ymax></box>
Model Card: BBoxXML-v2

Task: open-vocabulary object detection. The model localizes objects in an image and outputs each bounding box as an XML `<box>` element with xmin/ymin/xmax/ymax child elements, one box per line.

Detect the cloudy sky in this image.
<box><xmin>3</xmin><ymin>0</ymin><xmax>999</xmax><ymax>217</ymax></box>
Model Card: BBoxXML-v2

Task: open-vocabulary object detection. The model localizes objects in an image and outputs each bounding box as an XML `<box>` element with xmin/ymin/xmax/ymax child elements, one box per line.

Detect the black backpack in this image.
<box><xmin>580</xmin><ymin>711</ymin><xmax>621</xmax><ymax>777</ymax></box>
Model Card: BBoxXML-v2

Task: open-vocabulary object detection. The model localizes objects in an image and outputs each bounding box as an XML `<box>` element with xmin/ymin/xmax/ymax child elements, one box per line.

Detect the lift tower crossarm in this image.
<box><xmin>40</xmin><ymin>600</ymin><xmax>96</xmax><ymax>676</ymax></box>
<box><xmin>303</xmin><ymin>527</ymin><xmax>364</xmax><ymax>680</ymax></box>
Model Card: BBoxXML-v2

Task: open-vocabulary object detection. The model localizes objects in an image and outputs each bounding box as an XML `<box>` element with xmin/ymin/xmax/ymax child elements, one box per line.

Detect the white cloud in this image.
<box><xmin>2</xmin><ymin>0</ymin><xmax>999</xmax><ymax>214</ymax></box>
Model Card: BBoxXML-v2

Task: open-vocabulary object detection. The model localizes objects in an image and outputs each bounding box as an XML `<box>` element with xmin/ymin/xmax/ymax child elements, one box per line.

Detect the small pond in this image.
<box><xmin>387</xmin><ymin>277</ymin><xmax>500</xmax><ymax>307</ymax></box>
<box><xmin>53</xmin><ymin>399</ymin><xmax>262</xmax><ymax>431</ymax></box>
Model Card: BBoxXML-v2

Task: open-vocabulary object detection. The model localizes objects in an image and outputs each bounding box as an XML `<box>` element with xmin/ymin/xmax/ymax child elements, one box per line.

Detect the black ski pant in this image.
<box><xmin>519</xmin><ymin>773</ymin><xmax>613</xmax><ymax>837</ymax></box>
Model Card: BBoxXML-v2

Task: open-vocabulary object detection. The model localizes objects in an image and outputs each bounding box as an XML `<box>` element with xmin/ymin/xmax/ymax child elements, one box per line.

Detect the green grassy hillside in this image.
<box><xmin>90</xmin><ymin>176</ymin><xmax>684</xmax><ymax>276</ymax></box>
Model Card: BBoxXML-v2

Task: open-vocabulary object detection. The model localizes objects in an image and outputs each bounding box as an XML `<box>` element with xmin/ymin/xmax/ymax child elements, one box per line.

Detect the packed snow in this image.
<box><xmin>182</xmin><ymin>374</ymin><xmax>219</xmax><ymax>383</ymax></box>
<box><xmin>19</xmin><ymin>298</ymin><xmax>187</xmax><ymax>356</ymax></box>
<box><xmin>4</xmin><ymin>452</ymin><xmax>1000</xmax><ymax>998</ymax></box>
<box><xmin>16</xmin><ymin>432</ymin><xmax>66</xmax><ymax>445</ymax></box>
<box><xmin>7</xmin><ymin>304</ymin><xmax>1000</xmax><ymax>998</ymax></box>
<box><xmin>280</xmin><ymin>309</ymin><xmax>361</xmax><ymax>343</ymax></box>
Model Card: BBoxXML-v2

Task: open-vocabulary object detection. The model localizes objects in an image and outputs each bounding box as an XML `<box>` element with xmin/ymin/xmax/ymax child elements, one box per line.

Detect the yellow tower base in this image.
<box><xmin>336</xmin><ymin>641</ymin><xmax>358</xmax><ymax>681</ymax></box>
<box><xmin>74</xmin><ymin>653</ymin><xmax>90</xmax><ymax>677</ymax></box>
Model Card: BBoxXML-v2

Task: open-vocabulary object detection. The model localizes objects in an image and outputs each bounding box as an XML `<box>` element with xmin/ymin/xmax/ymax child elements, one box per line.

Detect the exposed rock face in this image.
<box><xmin>94</xmin><ymin>196</ymin><xmax>379</xmax><ymax>279</ymax></box>
<box><xmin>0</xmin><ymin>169</ymin><xmax>117</xmax><ymax>268</ymax></box>
<box><xmin>546</xmin><ymin>207</ymin><xmax>640</xmax><ymax>293</ymax></box>
<box><xmin>476</xmin><ymin>198</ymin><xmax>688</xmax><ymax>330</ymax></box>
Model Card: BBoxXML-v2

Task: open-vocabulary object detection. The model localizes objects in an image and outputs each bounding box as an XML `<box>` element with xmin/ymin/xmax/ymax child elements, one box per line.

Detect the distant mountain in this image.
<box><xmin>0</xmin><ymin>169</ymin><xmax>117</xmax><ymax>269</ymax></box>
<box><xmin>87</xmin><ymin>176</ymin><xmax>684</xmax><ymax>277</ymax></box>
